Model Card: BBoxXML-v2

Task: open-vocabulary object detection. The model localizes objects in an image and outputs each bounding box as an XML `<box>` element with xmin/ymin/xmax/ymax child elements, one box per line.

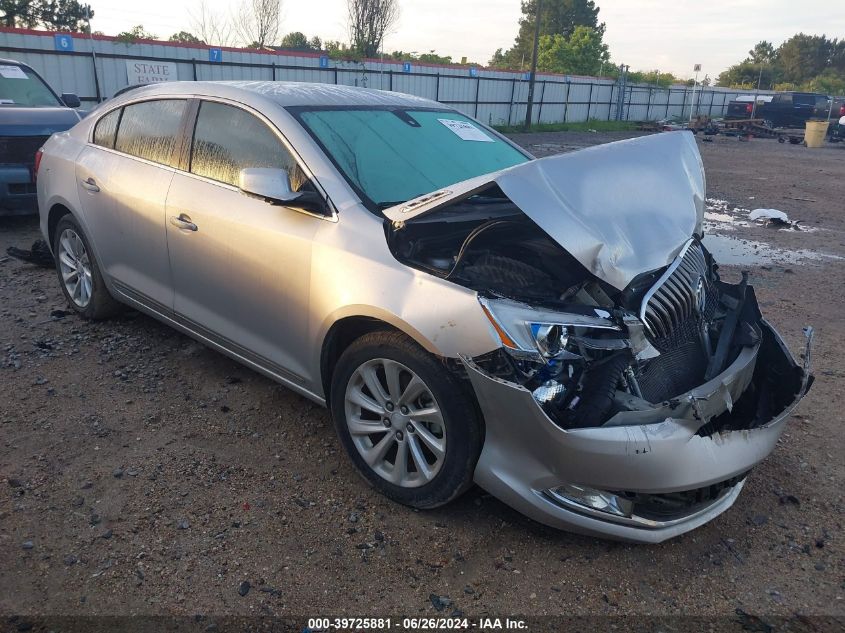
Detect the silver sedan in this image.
<box><xmin>36</xmin><ymin>81</ymin><xmax>812</xmax><ymax>542</ymax></box>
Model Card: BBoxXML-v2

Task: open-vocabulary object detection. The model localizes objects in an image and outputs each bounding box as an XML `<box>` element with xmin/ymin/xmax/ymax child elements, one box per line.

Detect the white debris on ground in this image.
<box><xmin>704</xmin><ymin>198</ymin><xmax>817</xmax><ymax>233</ymax></box>
<box><xmin>748</xmin><ymin>207</ymin><xmax>814</xmax><ymax>231</ymax></box>
<box><xmin>749</xmin><ymin>208</ymin><xmax>789</xmax><ymax>222</ymax></box>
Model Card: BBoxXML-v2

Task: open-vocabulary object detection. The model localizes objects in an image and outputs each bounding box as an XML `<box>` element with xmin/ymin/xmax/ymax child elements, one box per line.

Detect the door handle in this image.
<box><xmin>170</xmin><ymin>214</ymin><xmax>198</xmax><ymax>232</ymax></box>
<box><xmin>80</xmin><ymin>177</ymin><xmax>99</xmax><ymax>192</ymax></box>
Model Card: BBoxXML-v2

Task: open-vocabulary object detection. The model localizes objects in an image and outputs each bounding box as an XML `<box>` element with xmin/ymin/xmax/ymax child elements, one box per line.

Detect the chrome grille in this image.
<box><xmin>640</xmin><ymin>240</ymin><xmax>712</xmax><ymax>339</ymax></box>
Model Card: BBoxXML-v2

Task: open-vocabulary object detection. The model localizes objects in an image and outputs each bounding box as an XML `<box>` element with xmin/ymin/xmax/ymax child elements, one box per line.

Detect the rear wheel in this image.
<box><xmin>53</xmin><ymin>215</ymin><xmax>121</xmax><ymax>319</ymax></box>
<box><xmin>330</xmin><ymin>331</ymin><xmax>482</xmax><ymax>509</ymax></box>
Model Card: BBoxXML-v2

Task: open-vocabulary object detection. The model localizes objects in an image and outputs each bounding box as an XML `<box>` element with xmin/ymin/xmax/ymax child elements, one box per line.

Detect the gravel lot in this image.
<box><xmin>1</xmin><ymin>131</ymin><xmax>843</xmax><ymax>627</ymax></box>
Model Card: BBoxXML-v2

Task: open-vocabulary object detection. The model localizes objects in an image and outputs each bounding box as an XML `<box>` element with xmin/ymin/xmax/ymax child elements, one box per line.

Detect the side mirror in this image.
<box><xmin>238</xmin><ymin>168</ymin><xmax>326</xmax><ymax>213</ymax></box>
<box><xmin>61</xmin><ymin>93</ymin><xmax>81</xmax><ymax>108</ymax></box>
<box><xmin>238</xmin><ymin>168</ymin><xmax>301</xmax><ymax>204</ymax></box>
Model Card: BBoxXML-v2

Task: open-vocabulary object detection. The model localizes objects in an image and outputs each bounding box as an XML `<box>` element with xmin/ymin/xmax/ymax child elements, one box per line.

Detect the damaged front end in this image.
<box><xmin>457</xmin><ymin>242</ymin><xmax>813</xmax><ymax>541</ymax></box>
<box><xmin>471</xmin><ymin>238</ymin><xmax>813</xmax><ymax>434</ymax></box>
<box><xmin>383</xmin><ymin>133</ymin><xmax>813</xmax><ymax>541</ymax></box>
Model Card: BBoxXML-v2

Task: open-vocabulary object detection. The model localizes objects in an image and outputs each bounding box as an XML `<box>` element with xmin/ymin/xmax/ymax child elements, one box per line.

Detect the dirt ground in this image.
<box><xmin>1</xmin><ymin>131</ymin><xmax>843</xmax><ymax>628</ymax></box>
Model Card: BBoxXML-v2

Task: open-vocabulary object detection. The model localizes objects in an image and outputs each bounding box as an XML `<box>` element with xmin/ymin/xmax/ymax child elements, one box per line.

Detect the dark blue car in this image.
<box><xmin>0</xmin><ymin>58</ymin><xmax>82</xmax><ymax>215</ymax></box>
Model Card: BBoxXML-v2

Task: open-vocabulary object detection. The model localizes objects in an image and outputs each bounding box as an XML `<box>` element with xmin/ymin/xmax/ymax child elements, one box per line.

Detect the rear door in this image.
<box><xmin>75</xmin><ymin>98</ymin><xmax>188</xmax><ymax>309</ymax></box>
<box><xmin>164</xmin><ymin>99</ymin><xmax>323</xmax><ymax>383</ymax></box>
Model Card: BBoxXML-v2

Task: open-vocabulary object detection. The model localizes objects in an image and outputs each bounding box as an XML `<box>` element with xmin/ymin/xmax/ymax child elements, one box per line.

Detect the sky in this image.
<box><xmin>87</xmin><ymin>0</ymin><xmax>844</xmax><ymax>79</ymax></box>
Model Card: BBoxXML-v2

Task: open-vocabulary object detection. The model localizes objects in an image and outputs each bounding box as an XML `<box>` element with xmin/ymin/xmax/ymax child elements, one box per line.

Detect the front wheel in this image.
<box><xmin>330</xmin><ymin>331</ymin><xmax>482</xmax><ymax>509</ymax></box>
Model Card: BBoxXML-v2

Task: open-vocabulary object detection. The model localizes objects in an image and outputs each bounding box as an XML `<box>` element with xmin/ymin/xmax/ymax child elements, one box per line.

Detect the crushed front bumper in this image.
<box><xmin>463</xmin><ymin>321</ymin><xmax>812</xmax><ymax>543</ymax></box>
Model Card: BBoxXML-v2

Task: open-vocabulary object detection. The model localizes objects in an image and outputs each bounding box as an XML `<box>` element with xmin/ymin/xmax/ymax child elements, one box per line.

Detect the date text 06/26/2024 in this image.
<box><xmin>306</xmin><ymin>617</ymin><xmax>529</xmax><ymax>630</ymax></box>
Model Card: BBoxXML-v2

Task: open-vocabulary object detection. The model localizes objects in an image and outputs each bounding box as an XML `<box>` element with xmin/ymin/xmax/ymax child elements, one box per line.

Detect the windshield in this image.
<box><xmin>0</xmin><ymin>64</ymin><xmax>62</xmax><ymax>107</ymax></box>
<box><xmin>291</xmin><ymin>107</ymin><xmax>529</xmax><ymax>210</ymax></box>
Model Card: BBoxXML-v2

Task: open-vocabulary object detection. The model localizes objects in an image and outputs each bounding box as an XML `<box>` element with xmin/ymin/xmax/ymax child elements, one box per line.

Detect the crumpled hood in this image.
<box><xmin>384</xmin><ymin>131</ymin><xmax>706</xmax><ymax>291</ymax></box>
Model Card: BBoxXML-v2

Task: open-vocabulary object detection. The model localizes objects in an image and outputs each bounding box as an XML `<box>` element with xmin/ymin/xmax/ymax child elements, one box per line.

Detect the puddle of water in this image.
<box><xmin>703</xmin><ymin>233</ymin><xmax>842</xmax><ymax>266</ymax></box>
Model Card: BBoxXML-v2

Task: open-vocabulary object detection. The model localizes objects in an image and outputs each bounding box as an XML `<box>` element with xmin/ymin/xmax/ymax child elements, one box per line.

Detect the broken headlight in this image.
<box><xmin>478</xmin><ymin>296</ymin><xmax>622</xmax><ymax>361</ymax></box>
<box><xmin>478</xmin><ymin>297</ymin><xmax>647</xmax><ymax>428</ymax></box>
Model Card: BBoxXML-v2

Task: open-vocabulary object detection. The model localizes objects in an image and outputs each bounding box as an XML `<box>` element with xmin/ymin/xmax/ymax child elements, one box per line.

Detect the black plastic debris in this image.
<box><xmin>7</xmin><ymin>239</ymin><xmax>54</xmax><ymax>268</ymax></box>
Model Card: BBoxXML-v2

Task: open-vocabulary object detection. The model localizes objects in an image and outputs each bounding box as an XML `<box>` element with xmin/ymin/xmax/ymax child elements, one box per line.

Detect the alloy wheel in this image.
<box><xmin>344</xmin><ymin>358</ymin><xmax>446</xmax><ymax>488</ymax></box>
<box><xmin>57</xmin><ymin>228</ymin><xmax>93</xmax><ymax>308</ymax></box>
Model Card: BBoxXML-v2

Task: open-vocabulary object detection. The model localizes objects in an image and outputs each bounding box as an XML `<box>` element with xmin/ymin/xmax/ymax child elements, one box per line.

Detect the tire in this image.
<box><xmin>53</xmin><ymin>214</ymin><xmax>122</xmax><ymax>320</ymax></box>
<box><xmin>330</xmin><ymin>330</ymin><xmax>482</xmax><ymax>509</ymax></box>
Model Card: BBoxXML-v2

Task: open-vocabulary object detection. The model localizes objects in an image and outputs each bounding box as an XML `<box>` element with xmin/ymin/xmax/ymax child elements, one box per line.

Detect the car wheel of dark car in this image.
<box><xmin>331</xmin><ymin>330</ymin><xmax>482</xmax><ymax>509</ymax></box>
<box><xmin>53</xmin><ymin>215</ymin><xmax>121</xmax><ymax>319</ymax></box>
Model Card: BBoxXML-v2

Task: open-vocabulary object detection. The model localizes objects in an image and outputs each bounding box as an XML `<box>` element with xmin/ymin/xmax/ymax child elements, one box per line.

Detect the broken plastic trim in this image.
<box><xmin>543</xmin><ymin>480</ymin><xmax>744</xmax><ymax>529</ymax></box>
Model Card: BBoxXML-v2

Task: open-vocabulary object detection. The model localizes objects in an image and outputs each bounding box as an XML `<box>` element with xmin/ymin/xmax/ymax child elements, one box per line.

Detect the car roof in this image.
<box><xmin>0</xmin><ymin>57</ymin><xmax>27</xmax><ymax>67</ymax></box>
<box><xmin>113</xmin><ymin>80</ymin><xmax>443</xmax><ymax>109</ymax></box>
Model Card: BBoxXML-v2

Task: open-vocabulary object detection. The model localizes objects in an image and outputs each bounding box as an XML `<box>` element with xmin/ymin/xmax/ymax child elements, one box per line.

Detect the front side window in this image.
<box><xmin>114</xmin><ymin>99</ymin><xmax>186</xmax><ymax>166</ymax></box>
<box><xmin>93</xmin><ymin>108</ymin><xmax>121</xmax><ymax>149</ymax></box>
<box><xmin>0</xmin><ymin>64</ymin><xmax>62</xmax><ymax>107</ymax></box>
<box><xmin>190</xmin><ymin>101</ymin><xmax>306</xmax><ymax>189</ymax></box>
<box><xmin>291</xmin><ymin>107</ymin><xmax>529</xmax><ymax>211</ymax></box>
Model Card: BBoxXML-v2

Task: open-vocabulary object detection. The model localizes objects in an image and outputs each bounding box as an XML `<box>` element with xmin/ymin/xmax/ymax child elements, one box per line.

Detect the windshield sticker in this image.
<box><xmin>0</xmin><ymin>65</ymin><xmax>28</xmax><ymax>79</ymax></box>
<box><xmin>438</xmin><ymin>118</ymin><xmax>494</xmax><ymax>142</ymax></box>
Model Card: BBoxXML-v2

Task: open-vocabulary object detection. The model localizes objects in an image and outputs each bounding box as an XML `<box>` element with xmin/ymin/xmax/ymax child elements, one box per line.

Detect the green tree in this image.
<box><xmin>717</xmin><ymin>61</ymin><xmax>779</xmax><ymax>90</ymax></box>
<box><xmin>777</xmin><ymin>33</ymin><xmax>834</xmax><ymax>84</ymax></box>
<box><xmin>801</xmin><ymin>68</ymin><xmax>845</xmax><ymax>95</ymax></box>
<box><xmin>116</xmin><ymin>25</ymin><xmax>157</xmax><ymax>43</ymax></box>
<box><xmin>169</xmin><ymin>30</ymin><xmax>202</xmax><ymax>43</ymax></box>
<box><xmin>418</xmin><ymin>51</ymin><xmax>452</xmax><ymax>64</ymax></box>
<box><xmin>625</xmin><ymin>69</ymin><xmax>683</xmax><ymax>88</ymax></box>
<box><xmin>388</xmin><ymin>50</ymin><xmax>453</xmax><ymax>64</ymax></box>
<box><xmin>1</xmin><ymin>0</ymin><xmax>92</xmax><ymax>30</ymax></box>
<box><xmin>490</xmin><ymin>0</ymin><xmax>603</xmax><ymax>69</ymax></box>
<box><xmin>347</xmin><ymin>0</ymin><xmax>399</xmax><ymax>58</ymax></box>
<box><xmin>0</xmin><ymin>0</ymin><xmax>39</xmax><ymax>28</ymax></box>
<box><xmin>279</xmin><ymin>31</ymin><xmax>322</xmax><ymax>50</ymax></box>
<box><xmin>746</xmin><ymin>40</ymin><xmax>775</xmax><ymax>64</ymax></box>
<box><xmin>536</xmin><ymin>26</ymin><xmax>608</xmax><ymax>75</ymax></box>
<box><xmin>39</xmin><ymin>0</ymin><xmax>92</xmax><ymax>31</ymax></box>
<box><xmin>325</xmin><ymin>39</ymin><xmax>360</xmax><ymax>60</ymax></box>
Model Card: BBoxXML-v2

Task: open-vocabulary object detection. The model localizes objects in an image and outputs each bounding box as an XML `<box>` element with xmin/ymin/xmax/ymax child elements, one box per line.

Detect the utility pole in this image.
<box><xmin>751</xmin><ymin>63</ymin><xmax>763</xmax><ymax>119</ymax></box>
<box><xmin>524</xmin><ymin>0</ymin><xmax>543</xmax><ymax>130</ymax></box>
<box><xmin>85</xmin><ymin>7</ymin><xmax>101</xmax><ymax>103</ymax></box>
<box><xmin>689</xmin><ymin>63</ymin><xmax>701</xmax><ymax>122</ymax></box>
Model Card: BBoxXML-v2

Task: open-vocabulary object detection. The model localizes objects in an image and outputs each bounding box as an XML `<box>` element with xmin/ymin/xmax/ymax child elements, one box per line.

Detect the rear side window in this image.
<box><xmin>114</xmin><ymin>99</ymin><xmax>186</xmax><ymax>166</ymax></box>
<box><xmin>92</xmin><ymin>108</ymin><xmax>120</xmax><ymax>148</ymax></box>
<box><xmin>190</xmin><ymin>101</ymin><xmax>306</xmax><ymax>189</ymax></box>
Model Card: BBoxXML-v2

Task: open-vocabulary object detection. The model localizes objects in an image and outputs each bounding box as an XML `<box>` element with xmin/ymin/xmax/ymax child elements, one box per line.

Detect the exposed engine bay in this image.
<box><xmin>387</xmin><ymin>186</ymin><xmax>810</xmax><ymax>432</ymax></box>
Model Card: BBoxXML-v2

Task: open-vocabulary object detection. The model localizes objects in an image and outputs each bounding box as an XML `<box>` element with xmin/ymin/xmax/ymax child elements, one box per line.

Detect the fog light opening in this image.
<box><xmin>547</xmin><ymin>484</ymin><xmax>634</xmax><ymax>518</ymax></box>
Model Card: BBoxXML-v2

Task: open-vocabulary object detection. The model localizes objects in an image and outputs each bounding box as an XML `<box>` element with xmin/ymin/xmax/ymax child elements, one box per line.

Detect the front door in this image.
<box><xmin>165</xmin><ymin>100</ymin><xmax>322</xmax><ymax>384</ymax></box>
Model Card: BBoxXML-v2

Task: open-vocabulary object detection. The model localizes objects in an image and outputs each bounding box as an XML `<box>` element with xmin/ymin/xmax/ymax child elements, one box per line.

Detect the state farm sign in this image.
<box><xmin>125</xmin><ymin>60</ymin><xmax>178</xmax><ymax>85</ymax></box>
